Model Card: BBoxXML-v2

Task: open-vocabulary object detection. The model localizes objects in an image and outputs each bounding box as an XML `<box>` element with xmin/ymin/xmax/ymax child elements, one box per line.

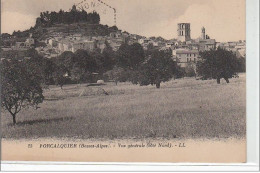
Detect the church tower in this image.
<box><xmin>201</xmin><ymin>27</ymin><xmax>206</xmax><ymax>40</ymax></box>
<box><xmin>177</xmin><ymin>23</ymin><xmax>191</xmax><ymax>42</ymax></box>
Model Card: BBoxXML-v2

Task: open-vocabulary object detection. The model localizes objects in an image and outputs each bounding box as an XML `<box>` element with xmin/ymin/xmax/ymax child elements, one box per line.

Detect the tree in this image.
<box><xmin>74</xmin><ymin>49</ymin><xmax>98</xmax><ymax>72</ymax></box>
<box><xmin>53</xmin><ymin>63</ymin><xmax>67</xmax><ymax>89</ymax></box>
<box><xmin>24</xmin><ymin>50</ymin><xmax>56</xmax><ymax>86</ymax></box>
<box><xmin>90</xmin><ymin>50</ymin><xmax>105</xmax><ymax>74</ymax></box>
<box><xmin>116</xmin><ymin>43</ymin><xmax>130</xmax><ymax>68</ymax></box>
<box><xmin>174</xmin><ymin>64</ymin><xmax>185</xmax><ymax>79</ymax></box>
<box><xmin>102</xmin><ymin>42</ymin><xmax>115</xmax><ymax>71</ymax></box>
<box><xmin>70</xmin><ymin>63</ymin><xmax>90</xmax><ymax>84</ymax></box>
<box><xmin>103</xmin><ymin>66</ymin><xmax>127</xmax><ymax>85</ymax></box>
<box><xmin>1</xmin><ymin>59</ymin><xmax>44</xmax><ymax>125</ymax></box>
<box><xmin>129</xmin><ymin>43</ymin><xmax>145</xmax><ymax>70</ymax></box>
<box><xmin>184</xmin><ymin>62</ymin><xmax>196</xmax><ymax>77</ymax></box>
<box><xmin>137</xmin><ymin>50</ymin><xmax>175</xmax><ymax>88</ymax></box>
<box><xmin>34</xmin><ymin>6</ymin><xmax>101</xmax><ymax>27</ymax></box>
<box><xmin>58</xmin><ymin>51</ymin><xmax>75</xmax><ymax>72</ymax></box>
<box><xmin>196</xmin><ymin>48</ymin><xmax>239</xmax><ymax>84</ymax></box>
<box><xmin>116</xmin><ymin>43</ymin><xmax>145</xmax><ymax>70</ymax></box>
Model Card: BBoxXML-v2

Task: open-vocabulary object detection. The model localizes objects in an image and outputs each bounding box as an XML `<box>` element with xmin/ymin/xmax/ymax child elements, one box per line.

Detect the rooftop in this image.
<box><xmin>175</xmin><ymin>49</ymin><xmax>199</xmax><ymax>54</ymax></box>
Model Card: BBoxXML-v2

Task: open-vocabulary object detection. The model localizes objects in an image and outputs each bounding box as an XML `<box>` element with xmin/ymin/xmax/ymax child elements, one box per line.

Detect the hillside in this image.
<box><xmin>35</xmin><ymin>23</ymin><xmax>119</xmax><ymax>41</ymax></box>
<box><xmin>1</xmin><ymin>5</ymin><xmax>120</xmax><ymax>45</ymax></box>
<box><xmin>0</xmin><ymin>22</ymin><xmax>120</xmax><ymax>48</ymax></box>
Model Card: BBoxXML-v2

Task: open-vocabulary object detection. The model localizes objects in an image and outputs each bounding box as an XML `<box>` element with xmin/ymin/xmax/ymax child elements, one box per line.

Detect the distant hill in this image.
<box><xmin>1</xmin><ymin>5</ymin><xmax>121</xmax><ymax>46</ymax></box>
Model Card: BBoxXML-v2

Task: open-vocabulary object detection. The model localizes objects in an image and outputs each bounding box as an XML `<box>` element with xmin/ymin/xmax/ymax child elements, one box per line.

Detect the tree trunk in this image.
<box><xmin>217</xmin><ymin>77</ymin><xmax>220</xmax><ymax>84</ymax></box>
<box><xmin>12</xmin><ymin>114</ymin><xmax>16</xmax><ymax>125</ymax></box>
<box><xmin>156</xmin><ymin>82</ymin><xmax>160</xmax><ymax>88</ymax></box>
<box><xmin>224</xmin><ymin>77</ymin><xmax>229</xmax><ymax>83</ymax></box>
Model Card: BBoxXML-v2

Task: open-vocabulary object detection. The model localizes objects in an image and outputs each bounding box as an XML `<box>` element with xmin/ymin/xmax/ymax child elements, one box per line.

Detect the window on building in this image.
<box><xmin>187</xmin><ymin>58</ymin><xmax>189</xmax><ymax>62</ymax></box>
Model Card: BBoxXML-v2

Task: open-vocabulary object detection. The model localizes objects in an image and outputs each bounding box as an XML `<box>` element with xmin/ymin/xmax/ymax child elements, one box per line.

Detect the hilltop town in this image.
<box><xmin>1</xmin><ymin>2</ymin><xmax>247</xmax><ymax>155</ymax></box>
<box><xmin>0</xmin><ymin>6</ymin><xmax>246</xmax><ymax>69</ymax></box>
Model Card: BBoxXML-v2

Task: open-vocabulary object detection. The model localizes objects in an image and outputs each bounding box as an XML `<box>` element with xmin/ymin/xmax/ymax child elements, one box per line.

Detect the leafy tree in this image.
<box><xmin>52</xmin><ymin>63</ymin><xmax>67</xmax><ymax>89</ymax></box>
<box><xmin>103</xmin><ymin>66</ymin><xmax>127</xmax><ymax>85</ymax></box>
<box><xmin>74</xmin><ymin>49</ymin><xmax>98</xmax><ymax>73</ymax></box>
<box><xmin>196</xmin><ymin>48</ymin><xmax>239</xmax><ymax>84</ymax></box>
<box><xmin>116</xmin><ymin>43</ymin><xmax>130</xmax><ymax>68</ymax></box>
<box><xmin>184</xmin><ymin>62</ymin><xmax>196</xmax><ymax>77</ymax></box>
<box><xmin>1</xmin><ymin>59</ymin><xmax>44</xmax><ymax>125</ymax></box>
<box><xmin>0</xmin><ymin>33</ymin><xmax>11</xmax><ymax>39</ymax></box>
<box><xmin>24</xmin><ymin>50</ymin><xmax>56</xmax><ymax>85</ymax></box>
<box><xmin>116</xmin><ymin>43</ymin><xmax>145</xmax><ymax>70</ymax></box>
<box><xmin>70</xmin><ymin>63</ymin><xmax>88</xmax><ymax>84</ymax></box>
<box><xmin>110</xmin><ymin>26</ymin><xmax>118</xmax><ymax>31</ymax></box>
<box><xmin>58</xmin><ymin>51</ymin><xmax>75</xmax><ymax>72</ymax></box>
<box><xmin>35</xmin><ymin>5</ymin><xmax>100</xmax><ymax>28</ymax></box>
<box><xmin>129</xmin><ymin>43</ymin><xmax>145</xmax><ymax>70</ymax></box>
<box><xmin>137</xmin><ymin>50</ymin><xmax>175</xmax><ymax>88</ymax></box>
<box><xmin>89</xmin><ymin>50</ymin><xmax>105</xmax><ymax>74</ymax></box>
<box><xmin>174</xmin><ymin>65</ymin><xmax>185</xmax><ymax>79</ymax></box>
<box><xmin>102</xmin><ymin>42</ymin><xmax>115</xmax><ymax>71</ymax></box>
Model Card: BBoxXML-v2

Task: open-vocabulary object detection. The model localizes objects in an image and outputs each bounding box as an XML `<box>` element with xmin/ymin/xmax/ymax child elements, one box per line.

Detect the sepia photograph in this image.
<box><xmin>1</xmin><ymin>0</ymin><xmax>248</xmax><ymax>163</ymax></box>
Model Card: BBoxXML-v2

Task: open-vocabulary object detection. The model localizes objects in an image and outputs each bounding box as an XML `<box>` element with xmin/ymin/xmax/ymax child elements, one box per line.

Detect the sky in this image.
<box><xmin>1</xmin><ymin>0</ymin><xmax>246</xmax><ymax>42</ymax></box>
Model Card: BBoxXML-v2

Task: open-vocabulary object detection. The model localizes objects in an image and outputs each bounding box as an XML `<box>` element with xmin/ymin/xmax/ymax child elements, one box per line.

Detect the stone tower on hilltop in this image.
<box><xmin>177</xmin><ymin>23</ymin><xmax>191</xmax><ymax>42</ymax></box>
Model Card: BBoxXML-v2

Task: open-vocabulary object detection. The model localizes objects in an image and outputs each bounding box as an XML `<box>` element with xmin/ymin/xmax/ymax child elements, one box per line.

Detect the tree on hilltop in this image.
<box><xmin>35</xmin><ymin>5</ymin><xmax>100</xmax><ymax>27</ymax></box>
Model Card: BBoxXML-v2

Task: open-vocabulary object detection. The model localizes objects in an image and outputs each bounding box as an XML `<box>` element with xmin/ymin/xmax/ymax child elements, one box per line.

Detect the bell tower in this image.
<box><xmin>201</xmin><ymin>27</ymin><xmax>206</xmax><ymax>40</ymax></box>
<box><xmin>177</xmin><ymin>23</ymin><xmax>191</xmax><ymax>42</ymax></box>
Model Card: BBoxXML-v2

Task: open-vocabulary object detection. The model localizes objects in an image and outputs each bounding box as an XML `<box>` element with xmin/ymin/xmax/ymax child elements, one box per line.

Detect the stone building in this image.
<box><xmin>185</xmin><ymin>27</ymin><xmax>216</xmax><ymax>51</ymax></box>
<box><xmin>13</xmin><ymin>33</ymin><xmax>35</xmax><ymax>50</ymax></box>
<box><xmin>172</xmin><ymin>49</ymin><xmax>199</xmax><ymax>68</ymax></box>
<box><xmin>71</xmin><ymin>41</ymin><xmax>96</xmax><ymax>53</ymax></box>
<box><xmin>177</xmin><ymin>23</ymin><xmax>191</xmax><ymax>42</ymax></box>
<box><xmin>25</xmin><ymin>33</ymin><xmax>35</xmax><ymax>47</ymax></box>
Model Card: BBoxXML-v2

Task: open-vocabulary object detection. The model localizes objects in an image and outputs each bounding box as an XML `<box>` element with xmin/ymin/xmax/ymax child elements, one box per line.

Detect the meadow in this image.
<box><xmin>1</xmin><ymin>74</ymin><xmax>246</xmax><ymax>140</ymax></box>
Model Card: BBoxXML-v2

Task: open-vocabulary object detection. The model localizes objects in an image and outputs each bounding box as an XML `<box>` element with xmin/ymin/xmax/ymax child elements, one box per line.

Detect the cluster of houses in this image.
<box><xmin>216</xmin><ymin>41</ymin><xmax>246</xmax><ymax>59</ymax></box>
<box><xmin>165</xmin><ymin>23</ymin><xmax>245</xmax><ymax>68</ymax></box>
<box><xmin>2</xmin><ymin>23</ymin><xmax>246</xmax><ymax>68</ymax></box>
<box><xmin>1</xmin><ymin>33</ymin><xmax>36</xmax><ymax>51</ymax></box>
<box><xmin>35</xmin><ymin>30</ymin><xmax>140</xmax><ymax>58</ymax></box>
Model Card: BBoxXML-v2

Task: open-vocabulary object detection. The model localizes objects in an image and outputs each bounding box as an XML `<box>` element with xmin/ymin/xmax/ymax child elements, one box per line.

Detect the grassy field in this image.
<box><xmin>1</xmin><ymin>74</ymin><xmax>246</xmax><ymax>140</ymax></box>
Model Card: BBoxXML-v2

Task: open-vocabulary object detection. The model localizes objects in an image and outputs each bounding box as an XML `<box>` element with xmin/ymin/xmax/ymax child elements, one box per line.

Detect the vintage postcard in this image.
<box><xmin>1</xmin><ymin>0</ymin><xmax>246</xmax><ymax>163</ymax></box>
